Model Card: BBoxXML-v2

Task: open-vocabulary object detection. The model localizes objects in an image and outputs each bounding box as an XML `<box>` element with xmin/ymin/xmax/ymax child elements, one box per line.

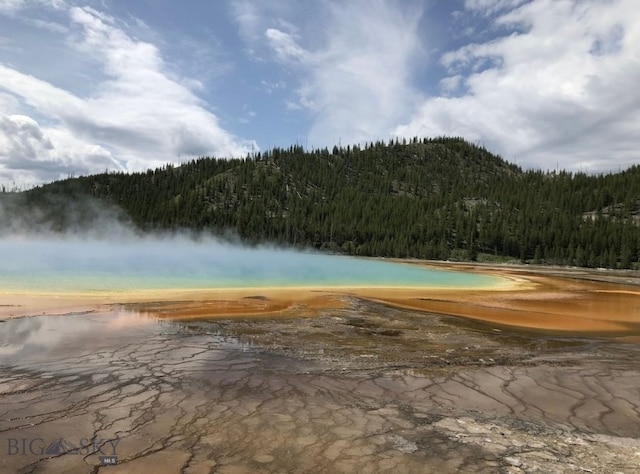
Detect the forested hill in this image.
<box><xmin>3</xmin><ymin>137</ymin><xmax>640</xmax><ymax>269</ymax></box>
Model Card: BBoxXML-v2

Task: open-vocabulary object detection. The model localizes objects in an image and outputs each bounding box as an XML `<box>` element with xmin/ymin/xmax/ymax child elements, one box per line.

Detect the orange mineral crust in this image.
<box><xmin>1</xmin><ymin>264</ymin><xmax>638</xmax><ymax>336</ymax></box>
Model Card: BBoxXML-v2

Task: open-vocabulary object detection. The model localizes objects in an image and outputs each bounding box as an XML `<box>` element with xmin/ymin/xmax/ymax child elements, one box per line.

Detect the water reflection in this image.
<box><xmin>0</xmin><ymin>310</ymin><xmax>164</xmax><ymax>366</ymax></box>
<box><xmin>0</xmin><ymin>309</ymin><xmax>258</xmax><ymax>375</ymax></box>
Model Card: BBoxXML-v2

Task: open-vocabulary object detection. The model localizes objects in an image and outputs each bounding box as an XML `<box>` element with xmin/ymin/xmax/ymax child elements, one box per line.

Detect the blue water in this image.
<box><xmin>0</xmin><ymin>237</ymin><xmax>504</xmax><ymax>293</ymax></box>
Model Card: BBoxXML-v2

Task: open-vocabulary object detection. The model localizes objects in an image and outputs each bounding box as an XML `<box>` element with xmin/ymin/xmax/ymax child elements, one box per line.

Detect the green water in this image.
<box><xmin>0</xmin><ymin>237</ymin><xmax>505</xmax><ymax>293</ymax></box>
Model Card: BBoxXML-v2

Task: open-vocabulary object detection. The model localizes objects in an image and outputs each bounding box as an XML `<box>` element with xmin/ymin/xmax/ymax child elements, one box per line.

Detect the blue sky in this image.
<box><xmin>0</xmin><ymin>0</ymin><xmax>638</xmax><ymax>185</ymax></box>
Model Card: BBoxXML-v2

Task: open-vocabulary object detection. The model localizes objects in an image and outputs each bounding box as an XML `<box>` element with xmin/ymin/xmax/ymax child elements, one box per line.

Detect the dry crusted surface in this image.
<box><xmin>1</xmin><ymin>295</ymin><xmax>639</xmax><ymax>474</ymax></box>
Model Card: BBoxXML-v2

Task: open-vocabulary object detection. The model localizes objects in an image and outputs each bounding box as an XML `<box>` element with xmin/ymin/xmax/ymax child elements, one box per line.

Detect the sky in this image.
<box><xmin>0</xmin><ymin>0</ymin><xmax>638</xmax><ymax>186</ymax></box>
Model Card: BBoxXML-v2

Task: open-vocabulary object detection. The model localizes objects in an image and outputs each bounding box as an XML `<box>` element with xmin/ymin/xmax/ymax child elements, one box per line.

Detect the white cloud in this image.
<box><xmin>265</xmin><ymin>28</ymin><xmax>306</xmax><ymax>61</ymax></box>
<box><xmin>0</xmin><ymin>0</ymin><xmax>65</xmax><ymax>15</ymax></box>
<box><xmin>230</xmin><ymin>0</ymin><xmax>262</xmax><ymax>42</ymax></box>
<box><xmin>0</xmin><ymin>0</ymin><xmax>24</xmax><ymax>14</ymax></box>
<box><xmin>27</xmin><ymin>16</ymin><xmax>68</xmax><ymax>32</ymax></box>
<box><xmin>464</xmin><ymin>0</ymin><xmax>529</xmax><ymax>16</ymax></box>
<box><xmin>0</xmin><ymin>114</ymin><xmax>118</xmax><ymax>184</ymax></box>
<box><xmin>259</xmin><ymin>0</ymin><xmax>424</xmax><ymax>147</ymax></box>
<box><xmin>229</xmin><ymin>0</ymin><xmax>298</xmax><ymax>60</ymax></box>
<box><xmin>395</xmin><ymin>0</ymin><xmax>640</xmax><ymax>172</ymax></box>
<box><xmin>0</xmin><ymin>4</ymin><xmax>254</xmax><ymax>185</ymax></box>
<box><xmin>439</xmin><ymin>74</ymin><xmax>463</xmax><ymax>94</ymax></box>
<box><xmin>260</xmin><ymin>80</ymin><xmax>286</xmax><ymax>94</ymax></box>
<box><xmin>0</xmin><ymin>115</ymin><xmax>53</xmax><ymax>161</ymax></box>
<box><xmin>0</xmin><ymin>91</ymin><xmax>19</xmax><ymax>113</ymax></box>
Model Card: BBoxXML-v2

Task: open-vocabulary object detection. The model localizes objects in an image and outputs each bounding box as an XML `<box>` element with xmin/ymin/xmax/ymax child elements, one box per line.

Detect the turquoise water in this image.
<box><xmin>0</xmin><ymin>237</ymin><xmax>504</xmax><ymax>293</ymax></box>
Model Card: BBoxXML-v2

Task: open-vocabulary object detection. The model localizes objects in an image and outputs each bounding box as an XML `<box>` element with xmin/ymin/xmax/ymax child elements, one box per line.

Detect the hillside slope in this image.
<box><xmin>3</xmin><ymin>137</ymin><xmax>639</xmax><ymax>268</ymax></box>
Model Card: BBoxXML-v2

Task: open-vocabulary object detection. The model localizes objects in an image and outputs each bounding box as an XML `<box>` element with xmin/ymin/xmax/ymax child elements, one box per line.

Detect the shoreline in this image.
<box><xmin>1</xmin><ymin>262</ymin><xmax>639</xmax><ymax>336</ymax></box>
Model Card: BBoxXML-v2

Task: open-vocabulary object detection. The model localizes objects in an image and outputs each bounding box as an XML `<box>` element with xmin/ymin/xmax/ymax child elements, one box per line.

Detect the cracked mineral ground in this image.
<box><xmin>1</xmin><ymin>293</ymin><xmax>639</xmax><ymax>474</ymax></box>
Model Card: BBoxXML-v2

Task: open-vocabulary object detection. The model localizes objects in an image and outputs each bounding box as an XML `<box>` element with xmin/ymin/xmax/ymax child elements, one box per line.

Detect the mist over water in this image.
<box><xmin>0</xmin><ymin>234</ymin><xmax>503</xmax><ymax>293</ymax></box>
<box><xmin>0</xmin><ymin>198</ymin><xmax>503</xmax><ymax>293</ymax></box>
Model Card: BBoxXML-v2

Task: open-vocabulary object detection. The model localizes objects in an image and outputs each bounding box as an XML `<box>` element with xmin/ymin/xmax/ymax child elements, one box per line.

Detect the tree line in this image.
<box><xmin>3</xmin><ymin>137</ymin><xmax>639</xmax><ymax>269</ymax></box>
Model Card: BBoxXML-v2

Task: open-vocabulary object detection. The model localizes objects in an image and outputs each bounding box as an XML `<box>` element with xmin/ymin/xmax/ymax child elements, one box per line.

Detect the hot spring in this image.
<box><xmin>0</xmin><ymin>236</ymin><xmax>505</xmax><ymax>294</ymax></box>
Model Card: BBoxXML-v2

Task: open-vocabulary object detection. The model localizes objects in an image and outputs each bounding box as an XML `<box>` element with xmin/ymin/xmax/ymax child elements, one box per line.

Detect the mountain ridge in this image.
<box><xmin>2</xmin><ymin>137</ymin><xmax>638</xmax><ymax>269</ymax></box>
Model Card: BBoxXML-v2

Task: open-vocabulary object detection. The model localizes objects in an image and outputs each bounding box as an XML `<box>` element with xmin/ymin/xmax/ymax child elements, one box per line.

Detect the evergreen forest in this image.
<box><xmin>2</xmin><ymin>137</ymin><xmax>639</xmax><ymax>269</ymax></box>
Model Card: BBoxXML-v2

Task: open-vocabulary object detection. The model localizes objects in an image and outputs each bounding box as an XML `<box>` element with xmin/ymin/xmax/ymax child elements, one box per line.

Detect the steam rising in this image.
<box><xmin>0</xmin><ymin>197</ymin><xmax>502</xmax><ymax>293</ymax></box>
